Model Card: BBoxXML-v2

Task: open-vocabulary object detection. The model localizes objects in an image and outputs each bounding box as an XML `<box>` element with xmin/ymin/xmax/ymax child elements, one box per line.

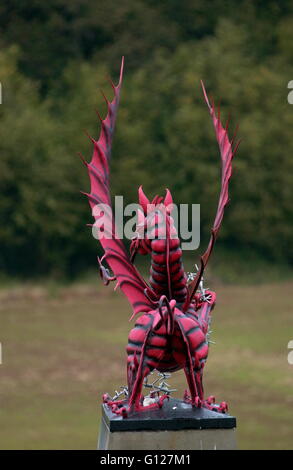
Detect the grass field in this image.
<box><xmin>0</xmin><ymin>277</ymin><xmax>292</xmax><ymax>449</ymax></box>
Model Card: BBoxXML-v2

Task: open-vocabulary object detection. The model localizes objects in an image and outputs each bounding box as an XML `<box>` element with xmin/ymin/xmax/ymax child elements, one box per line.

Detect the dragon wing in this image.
<box><xmin>82</xmin><ymin>58</ymin><xmax>155</xmax><ymax>318</ymax></box>
<box><xmin>186</xmin><ymin>82</ymin><xmax>240</xmax><ymax>306</ymax></box>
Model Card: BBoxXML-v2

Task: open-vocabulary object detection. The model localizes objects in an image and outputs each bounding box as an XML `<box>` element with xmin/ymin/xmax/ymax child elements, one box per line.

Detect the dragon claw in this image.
<box><xmin>202</xmin><ymin>397</ymin><xmax>228</xmax><ymax>413</ymax></box>
<box><xmin>183</xmin><ymin>391</ymin><xmax>202</xmax><ymax>408</ymax></box>
<box><xmin>102</xmin><ymin>393</ymin><xmax>111</xmax><ymax>403</ymax></box>
<box><xmin>219</xmin><ymin>401</ymin><xmax>228</xmax><ymax>413</ymax></box>
<box><xmin>120</xmin><ymin>407</ymin><xmax>128</xmax><ymax>418</ymax></box>
<box><xmin>183</xmin><ymin>389</ymin><xmax>190</xmax><ymax>401</ymax></box>
<box><xmin>183</xmin><ymin>392</ymin><xmax>228</xmax><ymax>414</ymax></box>
<box><xmin>106</xmin><ymin>392</ymin><xmax>170</xmax><ymax>418</ymax></box>
<box><xmin>158</xmin><ymin>394</ymin><xmax>170</xmax><ymax>408</ymax></box>
<box><xmin>194</xmin><ymin>396</ymin><xmax>202</xmax><ymax>408</ymax></box>
<box><xmin>206</xmin><ymin>395</ymin><xmax>216</xmax><ymax>404</ymax></box>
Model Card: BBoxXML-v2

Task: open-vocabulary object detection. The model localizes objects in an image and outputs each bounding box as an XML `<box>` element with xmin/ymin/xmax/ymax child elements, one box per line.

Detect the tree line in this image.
<box><xmin>0</xmin><ymin>1</ymin><xmax>292</xmax><ymax>276</ymax></box>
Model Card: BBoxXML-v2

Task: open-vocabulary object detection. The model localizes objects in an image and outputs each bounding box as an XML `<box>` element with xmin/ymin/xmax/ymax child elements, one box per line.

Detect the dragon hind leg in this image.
<box><xmin>184</xmin><ymin>366</ymin><xmax>228</xmax><ymax>413</ymax></box>
<box><xmin>107</xmin><ymin>315</ymin><xmax>171</xmax><ymax>417</ymax></box>
<box><xmin>183</xmin><ymin>364</ymin><xmax>202</xmax><ymax>407</ymax></box>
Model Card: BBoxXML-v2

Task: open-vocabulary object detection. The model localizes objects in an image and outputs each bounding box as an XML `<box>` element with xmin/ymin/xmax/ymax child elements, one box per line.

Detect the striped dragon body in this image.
<box><xmin>148</xmin><ymin>210</ymin><xmax>188</xmax><ymax>306</ymax></box>
<box><xmin>126</xmin><ymin>296</ymin><xmax>215</xmax><ymax>408</ymax></box>
<box><xmin>127</xmin><ymin>309</ymin><xmax>209</xmax><ymax>374</ymax></box>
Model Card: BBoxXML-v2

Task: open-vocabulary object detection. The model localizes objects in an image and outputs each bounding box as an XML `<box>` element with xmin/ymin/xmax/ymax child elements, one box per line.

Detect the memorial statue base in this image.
<box><xmin>98</xmin><ymin>398</ymin><xmax>237</xmax><ymax>450</ymax></box>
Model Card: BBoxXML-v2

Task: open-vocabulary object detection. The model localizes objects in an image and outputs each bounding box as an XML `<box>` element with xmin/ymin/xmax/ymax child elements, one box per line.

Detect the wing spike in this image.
<box><xmin>107</xmin><ymin>75</ymin><xmax>116</xmax><ymax>91</ymax></box>
<box><xmin>231</xmin><ymin>123</ymin><xmax>239</xmax><ymax>144</ymax></box>
<box><xmin>100</xmin><ymin>89</ymin><xmax>109</xmax><ymax>105</ymax></box>
<box><xmin>100</xmin><ymin>90</ymin><xmax>113</xmax><ymax>119</ymax></box>
<box><xmin>78</xmin><ymin>152</ymin><xmax>88</xmax><ymax>166</ymax></box>
<box><xmin>233</xmin><ymin>139</ymin><xmax>241</xmax><ymax>156</ymax></box>
<box><xmin>95</xmin><ymin>108</ymin><xmax>104</xmax><ymax>123</ymax></box>
<box><xmin>211</xmin><ymin>97</ymin><xmax>215</xmax><ymax>115</ymax></box>
<box><xmin>118</xmin><ymin>56</ymin><xmax>124</xmax><ymax>86</ymax></box>
<box><xmin>200</xmin><ymin>80</ymin><xmax>211</xmax><ymax>111</ymax></box>
<box><xmin>84</xmin><ymin>130</ymin><xmax>96</xmax><ymax>144</ymax></box>
<box><xmin>230</xmin><ymin>128</ymin><xmax>238</xmax><ymax>150</ymax></box>
<box><xmin>80</xmin><ymin>190</ymin><xmax>90</xmax><ymax>198</ymax></box>
<box><xmin>217</xmin><ymin>101</ymin><xmax>221</xmax><ymax>125</ymax></box>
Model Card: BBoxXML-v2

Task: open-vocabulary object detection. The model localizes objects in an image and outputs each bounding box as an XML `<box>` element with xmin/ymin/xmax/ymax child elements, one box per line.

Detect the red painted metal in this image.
<box><xmin>82</xmin><ymin>58</ymin><xmax>239</xmax><ymax>417</ymax></box>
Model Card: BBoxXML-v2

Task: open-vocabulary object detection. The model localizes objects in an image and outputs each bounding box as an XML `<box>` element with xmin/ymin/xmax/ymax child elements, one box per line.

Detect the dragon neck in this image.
<box><xmin>148</xmin><ymin>216</ymin><xmax>188</xmax><ymax>305</ymax></box>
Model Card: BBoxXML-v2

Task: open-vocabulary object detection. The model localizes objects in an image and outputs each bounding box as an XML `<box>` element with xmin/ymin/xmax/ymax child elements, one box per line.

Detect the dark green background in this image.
<box><xmin>0</xmin><ymin>0</ymin><xmax>292</xmax><ymax>277</ymax></box>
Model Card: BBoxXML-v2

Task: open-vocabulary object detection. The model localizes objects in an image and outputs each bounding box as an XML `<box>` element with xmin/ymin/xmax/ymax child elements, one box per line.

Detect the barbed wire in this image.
<box><xmin>109</xmin><ymin>370</ymin><xmax>177</xmax><ymax>401</ymax></box>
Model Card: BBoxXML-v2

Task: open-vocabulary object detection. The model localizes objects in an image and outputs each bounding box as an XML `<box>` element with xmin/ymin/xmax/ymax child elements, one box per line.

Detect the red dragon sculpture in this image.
<box><xmin>82</xmin><ymin>57</ymin><xmax>240</xmax><ymax>417</ymax></box>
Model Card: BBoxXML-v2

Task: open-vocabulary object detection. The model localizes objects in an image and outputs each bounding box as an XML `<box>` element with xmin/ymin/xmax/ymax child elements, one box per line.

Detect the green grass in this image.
<box><xmin>0</xmin><ymin>279</ymin><xmax>292</xmax><ymax>449</ymax></box>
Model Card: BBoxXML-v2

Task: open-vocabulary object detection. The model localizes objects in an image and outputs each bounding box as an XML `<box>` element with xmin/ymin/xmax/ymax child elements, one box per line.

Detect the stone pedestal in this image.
<box><xmin>98</xmin><ymin>398</ymin><xmax>237</xmax><ymax>450</ymax></box>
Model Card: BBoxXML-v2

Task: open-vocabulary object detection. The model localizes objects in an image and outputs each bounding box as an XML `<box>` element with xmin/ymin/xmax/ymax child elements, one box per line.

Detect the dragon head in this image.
<box><xmin>130</xmin><ymin>186</ymin><xmax>175</xmax><ymax>260</ymax></box>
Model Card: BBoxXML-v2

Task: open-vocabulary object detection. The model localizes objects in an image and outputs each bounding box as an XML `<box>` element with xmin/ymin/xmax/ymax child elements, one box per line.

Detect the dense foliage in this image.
<box><xmin>0</xmin><ymin>1</ymin><xmax>292</xmax><ymax>276</ymax></box>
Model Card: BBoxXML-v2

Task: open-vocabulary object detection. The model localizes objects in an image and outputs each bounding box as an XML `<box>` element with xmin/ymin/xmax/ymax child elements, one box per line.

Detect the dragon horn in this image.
<box><xmin>138</xmin><ymin>185</ymin><xmax>150</xmax><ymax>214</ymax></box>
<box><xmin>164</xmin><ymin>188</ymin><xmax>174</xmax><ymax>213</ymax></box>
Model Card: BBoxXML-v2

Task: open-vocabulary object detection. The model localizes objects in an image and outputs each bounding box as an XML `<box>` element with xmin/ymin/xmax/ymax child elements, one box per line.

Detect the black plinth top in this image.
<box><xmin>102</xmin><ymin>398</ymin><xmax>236</xmax><ymax>432</ymax></box>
